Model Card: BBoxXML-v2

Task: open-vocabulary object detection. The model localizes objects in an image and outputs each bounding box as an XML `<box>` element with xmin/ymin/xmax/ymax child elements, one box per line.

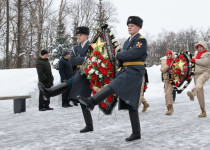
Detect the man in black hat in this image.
<box><xmin>69</xmin><ymin>26</ymin><xmax>93</xmax><ymax>133</ymax></box>
<box><xmin>36</xmin><ymin>49</ymin><xmax>54</xmax><ymax>111</ymax></box>
<box><xmin>59</xmin><ymin>51</ymin><xmax>74</xmax><ymax>108</ymax></box>
<box><xmin>37</xmin><ymin>26</ymin><xmax>93</xmax><ymax>133</ymax></box>
<box><xmin>77</xmin><ymin>16</ymin><xmax>147</xmax><ymax>141</ymax></box>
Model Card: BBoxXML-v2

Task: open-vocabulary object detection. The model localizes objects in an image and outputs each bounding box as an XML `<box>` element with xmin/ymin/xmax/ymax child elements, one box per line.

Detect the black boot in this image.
<box><xmin>38</xmin><ymin>82</ymin><xmax>69</xmax><ymax>100</ymax></box>
<box><xmin>73</xmin><ymin>101</ymin><xmax>78</xmax><ymax>106</ymax></box>
<box><xmin>62</xmin><ymin>103</ymin><xmax>73</xmax><ymax>108</ymax></box>
<box><xmin>126</xmin><ymin>111</ymin><xmax>141</xmax><ymax>141</ymax></box>
<box><xmin>45</xmin><ymin>106</ymin><xmax>54</xmax><ymax>110</ymax></box>
<box><xmin>77</xmin><ymin>86</ymin><xmax>113</xmax><ymax>111</ymax></box>
<box><xmin>80</xmin><ymin>106</ymin><xmax>93</xmax><ymax>133</ymax></box>
<box><xmin>70</xmin><ymin>98</ymin><xmax>78</xmax><ymax>106</ymax></box>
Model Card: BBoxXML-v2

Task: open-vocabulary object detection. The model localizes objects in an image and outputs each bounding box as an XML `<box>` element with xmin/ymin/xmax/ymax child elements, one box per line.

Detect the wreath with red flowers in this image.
<box><xmin>83</xmin><ymin>36</ymin><xmax>118</xmax><ymax>115</ymax></box>
<box><xmin>169</xmin><ymin>51</ymin><xmax>195</xmax><ymax>93</ymax></box>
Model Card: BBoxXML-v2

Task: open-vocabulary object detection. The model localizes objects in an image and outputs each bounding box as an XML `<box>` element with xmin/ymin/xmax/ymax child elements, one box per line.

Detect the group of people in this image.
<box><xmin>36</xmin><ymin>48</ymin><xmax>76</xmax><ymax>111</ymax></box>
<box><xmin>161</xmin><ymin>41</ymin><xmax>210</xmax><ymax>117</ymax></box>
<box><xmin>36</xmin><ymin>15</ymin><xmax>209</xmax><ymax>142</ymax></box>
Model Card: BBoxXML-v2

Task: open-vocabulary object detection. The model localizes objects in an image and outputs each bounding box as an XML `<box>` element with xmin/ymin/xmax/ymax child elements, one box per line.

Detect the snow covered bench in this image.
<box><xmin>0</xmin><ymin>95</ymin><xmax>31</xmax><ymax>114</ymax></box>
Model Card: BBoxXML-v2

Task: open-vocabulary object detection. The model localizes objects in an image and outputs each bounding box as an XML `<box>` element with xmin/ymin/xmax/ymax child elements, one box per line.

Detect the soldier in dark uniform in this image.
<box><xmin>38</xmin><ymin>26</ymin><xmax>93</xmax><ymax>133</ymax></box>
<box><xmin>69</xmin><ymin>26</ymin><xmax>93</xmax><ymax>133</ymax></box>
<box><xmin>78</xmin><ymin>16</ymin><xmax>147</xmax><ymax>141</ymax></box>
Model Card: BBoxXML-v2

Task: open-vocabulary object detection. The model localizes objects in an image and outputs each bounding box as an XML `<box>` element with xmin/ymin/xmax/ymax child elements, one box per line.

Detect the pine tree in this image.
<box><xmin>51</xmin><ymin>22</ymin><xmax>71</xmax><ymax>70</ymax></box>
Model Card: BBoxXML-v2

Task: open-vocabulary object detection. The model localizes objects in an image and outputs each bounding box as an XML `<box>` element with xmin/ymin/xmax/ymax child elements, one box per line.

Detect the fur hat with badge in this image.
<box><xmin>41</xmin><ymin>49</ymin><xmax>48</xmax><ymax>56</ymax></box>
<box><xmin>76</xmin><ymin>26</ymin><xmax>89</xmax><ymax>35</ymax></box>
<box><xmin>127</xmin><ymin>16</ymin><xmax>143</xmax><ymax>28</ymax></box>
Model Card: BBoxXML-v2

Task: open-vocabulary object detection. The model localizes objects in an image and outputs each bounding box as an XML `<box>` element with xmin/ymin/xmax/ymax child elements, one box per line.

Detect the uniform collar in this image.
<box><xmin>81</xmin><ymin>40</ymin><xmax>88</xmax><ymax>48</ymax></box>
<box><xmin>129</xmin><ymin>32</ymin><xmax>139</xmax><ymax>41</ymax></box>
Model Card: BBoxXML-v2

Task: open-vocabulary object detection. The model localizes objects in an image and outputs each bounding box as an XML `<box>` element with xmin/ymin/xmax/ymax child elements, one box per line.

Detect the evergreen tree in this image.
<box><xmin>51</xmin><ymin>22</ymin><xmax>71</xmax><ymax>70</ymax></box>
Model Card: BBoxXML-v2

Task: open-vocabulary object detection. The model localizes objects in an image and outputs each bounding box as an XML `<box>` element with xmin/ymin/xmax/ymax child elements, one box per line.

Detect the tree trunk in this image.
<box><xmin>5</xmin><ymin>0</ymin><xmax>9</xmax><ymax>69</ymax></box>
<box><xmin>16</xmin><ymin>0</ymin><xmax>23</xmax><ymax>68</ymax></box>
<box><xmin>36</xmin><ymin>0</ymin><xmax>43</xmax><ymax>58</ymax></box>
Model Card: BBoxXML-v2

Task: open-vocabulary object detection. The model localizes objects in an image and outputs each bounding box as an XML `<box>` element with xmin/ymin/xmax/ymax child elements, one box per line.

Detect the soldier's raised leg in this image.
<box><xmin>77</xmin><ymin>86</ymin><xmax>114</xmax><ymax>111</ymax></box>
<box><xmin>38</xmin><ymin>78</ymin><xmax>73</xmax><ymax>100</ymax></box>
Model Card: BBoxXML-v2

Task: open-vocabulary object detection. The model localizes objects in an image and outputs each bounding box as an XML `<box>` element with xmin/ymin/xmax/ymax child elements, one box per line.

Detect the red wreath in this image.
<box><xmin>84</xmin><ymin>45</ymin><xmax>116</xmax><ymax>112</ymax></box>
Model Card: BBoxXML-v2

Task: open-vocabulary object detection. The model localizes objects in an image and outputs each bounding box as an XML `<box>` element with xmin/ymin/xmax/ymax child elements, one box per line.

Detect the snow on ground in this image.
<box><xmin>0</xmin><ymin>66</ymin><xmax>210</xmax><ymax>150</ymax></box>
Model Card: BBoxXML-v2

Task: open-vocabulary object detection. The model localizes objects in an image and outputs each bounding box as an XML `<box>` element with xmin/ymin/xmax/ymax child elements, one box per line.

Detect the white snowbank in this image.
<box><xmin>0</xmin><ymin>67</ymin><xmax>61</xmax><ymax>107</ymax></box>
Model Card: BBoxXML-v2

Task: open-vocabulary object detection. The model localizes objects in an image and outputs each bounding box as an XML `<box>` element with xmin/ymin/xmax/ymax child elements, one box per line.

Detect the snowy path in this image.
<box><xmin>1</xmin><ymin>66</ymin><xmax>210</xmax><ymax>149</ymax></box>
<box><xmin>1</xmin><ymin>96</ymin><xmax>210</xmax><ymax>150</ymax></box>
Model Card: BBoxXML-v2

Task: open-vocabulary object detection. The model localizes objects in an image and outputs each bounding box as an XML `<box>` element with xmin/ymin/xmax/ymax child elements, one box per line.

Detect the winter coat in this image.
<box><xmin>193</xmin><ymin>52</ymin><xmax>210</xmax><ymax>75</ymax></box>
<box><xmin>36</xmin><ymin>57</ymin><xmax>54</xmax><ymax>88</ymax></box>
<box><xmin>193</xmin><ymin>41</ymin><xmax>210</xmax><ymax>75</ymax></box>
<box><xmin>160</xmin><ymin>51</ymin><xmax>175</xmax><ymax>81</ymax></box>
<box><xmin>108</xmin><ymin>33</ymin><xmax>147</xmax><ymax>110</ymax></box>
<box><xmin>70</xmin><ymin>41</ymin><xmax>92</xmax><ymax>99</ymax></box>
<box><xmin>59</xmin><ymin>56</ymin><xmax>73</xmax><ymax>82</ymax></box>
<box><xmin>160</xmin><ymin>64</ymin><xmax>170</xmax><ymax>81</ymax></box>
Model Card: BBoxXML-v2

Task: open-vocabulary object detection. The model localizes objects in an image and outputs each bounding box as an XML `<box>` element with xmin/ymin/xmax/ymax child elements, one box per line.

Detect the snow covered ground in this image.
<box><xmin>0</xmin><ymin>66</ymin><xmax>210</xmax><ymax>150</ymax></box>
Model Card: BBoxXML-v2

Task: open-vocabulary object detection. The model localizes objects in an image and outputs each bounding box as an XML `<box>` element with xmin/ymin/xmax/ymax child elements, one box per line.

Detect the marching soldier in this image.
<box><xmin>78</xmin><ymin>16</ymin><xmax>147</xmax><ymax>141</ymax></box>
<box><xmin>187</xmin><ymin>41</ymin><xmax>210</xmax><ymax>118</ymax></box>
<box><xmin>69</xmin><ymin>26</ymin><xmax>93</xmax><ymax>132</ymax></box>
<box><xmin>160</xmin><ymin>50</ymin><xmax>174</xmax><ymax>115</ymax></box>
<box><xmin>38</xmin><ymin>26</ymin><xmax>93</xmax><ymax>133</ymax></box>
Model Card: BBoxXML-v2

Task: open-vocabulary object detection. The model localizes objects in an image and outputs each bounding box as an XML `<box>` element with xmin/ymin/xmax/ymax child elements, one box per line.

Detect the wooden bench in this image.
<box><xmin>0</xmin><ymin>95</ymin><xmax>31</xmax><ymax>114</ymax></box>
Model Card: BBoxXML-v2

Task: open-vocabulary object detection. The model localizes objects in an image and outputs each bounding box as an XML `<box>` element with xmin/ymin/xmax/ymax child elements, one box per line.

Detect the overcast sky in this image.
<box><xmin>111</xmin><ymin>0</ymin><xmax>210</xmax><ymax>39</ymax></box>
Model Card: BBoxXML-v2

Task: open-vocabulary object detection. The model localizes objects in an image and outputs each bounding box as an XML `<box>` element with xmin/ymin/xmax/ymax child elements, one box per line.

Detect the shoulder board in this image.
<box><xmin>139</xmin><ymin>36</ymin><xmax>144</xmax><ymax>39</ymax></box>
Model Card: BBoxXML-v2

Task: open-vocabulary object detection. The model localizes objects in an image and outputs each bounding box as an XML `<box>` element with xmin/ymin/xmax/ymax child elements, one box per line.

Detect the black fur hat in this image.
<box><xmin>127</xmin><ymin>16</ymin><xmax>143</xmax><ymax>28</ymax></box>
<box><xmin>41</xmin><ymin>49</ymin><xmax>48</xmax><ymax>56</ymax></box>
<box><xmin>76</xmin><ymin>26</ymin><xmax>89</xmax><ymax>35</ymax></box>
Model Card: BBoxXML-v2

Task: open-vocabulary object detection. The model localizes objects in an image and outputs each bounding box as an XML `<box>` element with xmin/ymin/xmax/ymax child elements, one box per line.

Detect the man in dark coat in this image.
<box><xmin>36</xmin><ymin>49</ymin><xmax>54</xmax><ymax>111</ymax></box>
<box><xmin>69</xmin><ymin>26</ymin><xmax>93</xmax><ymax>133</ymax></box>
<box><xmin>78</xmin><ymin>16</ymin><xmax>147</xmax><ymax>141</ymax></box>
<box><xmin>37</xmin><ymin>26</ymin><xmax>93</xmax><ymax>133</ymax></box>
<box><xmin>59</xmin><ymin>51</ymin><xmax>74</xmax><ymax>107</ymax></box>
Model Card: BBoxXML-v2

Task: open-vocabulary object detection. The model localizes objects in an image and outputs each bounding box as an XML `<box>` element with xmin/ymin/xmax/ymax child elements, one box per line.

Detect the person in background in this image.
<box><xmin>36</xmin><ymin>49</ymin><xmax>54</xmax><ymax>111</ymax></box>
<box><xmin>138</xmin><ymin>67</ymin><xmax>149</xmax><ymax>112</ymax></box>
<box><xmin>59</xmin><ymin>51</ymin><xmax>73</xmax><ymax>108</ymax></box>
<box><xmin>160</xmin><ymin>50</ymin><xmax>174</xmax><ymax>115</ymax></box>
<box><xmin>173</xmin><ymin>90</ymin><xmax>176</xmax><ymax>102</ymax></box>
<box><xmin>187</xmin><ymin>41</ymin><xmax>210</xmax><ymax>118</ymax></box>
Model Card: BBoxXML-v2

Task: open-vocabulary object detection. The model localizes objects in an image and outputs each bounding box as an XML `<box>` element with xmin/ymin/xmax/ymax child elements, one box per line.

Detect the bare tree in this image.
<box><xmin>28</xmin><ymin>0</ymin><xmax>53</xmax><ymax>58</ymax></box>
<box><xmin>5</xmin><ymin>0</ymin><xmax>9</xmax><ymax>68</ymax></box>
<box><xmin>16</xmin><ymin>0</ymin><xmax>23</xmax><ymax>68</ymax></box>
<box><xmin>0</xmin><ymin>0</ymin><xmax>6</xmax><ymax>28</ymax></box>
<box><xmin>70</xmin><ymin>0</ymin><xmax>118</xmax><ymax>41</ymax></box>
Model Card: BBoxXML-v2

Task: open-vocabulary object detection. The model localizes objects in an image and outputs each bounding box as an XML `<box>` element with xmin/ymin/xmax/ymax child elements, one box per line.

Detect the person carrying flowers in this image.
<box><xmin>160</xmin><ymin>50</ymin><xmax>174</xmax><ymax>115</ymax></box>
<box><xmin>187</xmin><ymin>41</ymin><xmax>210</xmax><ymax>118</ymax></box>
